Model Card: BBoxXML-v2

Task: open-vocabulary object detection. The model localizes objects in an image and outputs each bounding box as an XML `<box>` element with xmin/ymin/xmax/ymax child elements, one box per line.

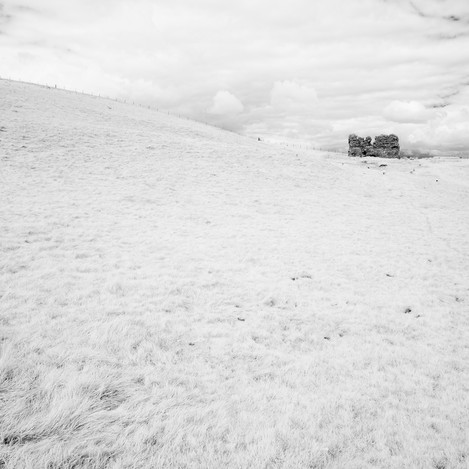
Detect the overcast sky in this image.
<box><xmin>1</xmin><ymin>0</ymin><xmax>469</xmax><ymax>152</ymax></box>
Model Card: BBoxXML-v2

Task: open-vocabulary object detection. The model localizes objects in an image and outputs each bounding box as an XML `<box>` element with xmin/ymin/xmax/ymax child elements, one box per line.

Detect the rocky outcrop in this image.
<box><xmin>348</xmin><ymin>135</ymin><xmax>372</xmax><ymax>157</ymax></box>
<box><xmin>348</xmin><ymin>134</ymin><xmax>400</xmax><ymax>158</ymax></box>
<box><xmin>373</xmin><ymin>134</ymin><xmax>400</xmax><ymax>158</ymax></box>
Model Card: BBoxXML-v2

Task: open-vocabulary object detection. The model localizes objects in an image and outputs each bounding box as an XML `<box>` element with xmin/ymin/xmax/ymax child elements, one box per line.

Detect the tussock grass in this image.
<box><xmin>1</xmin><ymin>79</ymin><xmax>468</xmax><ymax>468</ymax></box>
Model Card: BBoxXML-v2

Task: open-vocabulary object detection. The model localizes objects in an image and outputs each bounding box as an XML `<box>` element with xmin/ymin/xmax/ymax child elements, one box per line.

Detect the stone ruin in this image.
<box><xmin>348</xmin><ymin>134</ymin><xmax>400</xmax><ymax>158</ymax></box>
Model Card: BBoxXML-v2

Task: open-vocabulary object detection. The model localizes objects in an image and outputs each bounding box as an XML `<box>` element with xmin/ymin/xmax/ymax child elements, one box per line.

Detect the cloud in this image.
<box><xmin>270</xmin><ymin>80</ymin><xmax>318</xmax><ymax>112</ymax></box>
<box><xmin>406</xmin><ymin>103</ymin><xmax>469</xmax><ymax>150</ymax></box>
<box><xmin>409</xmin><ymin>0</ymin><xmax>469</xmax><ymax>23</ymax></box>
<box><xmin>208</xmin><ymin>90</ymin><xmax>244</xmax><ymax>115</ymax></box>
<box><xmin>0</xmin><ymin>3</ymin><xmax>12</xmax><ymax>31</ymax></box>
<box><xmin>383</xmin><ymin>100</ymin><xmax>434</xmax><ymax>123</ymax></box>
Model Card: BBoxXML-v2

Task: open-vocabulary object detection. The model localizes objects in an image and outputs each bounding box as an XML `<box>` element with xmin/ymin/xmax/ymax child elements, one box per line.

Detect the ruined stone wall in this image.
<box><xmin>348</xmin><ymin>134</ymin><xmax>400</xmax><ymax>158</ymax></box>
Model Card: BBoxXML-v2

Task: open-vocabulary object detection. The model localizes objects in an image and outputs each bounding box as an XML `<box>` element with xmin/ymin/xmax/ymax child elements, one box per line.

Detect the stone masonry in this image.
<box><xmin>348</xmin><ymin>134</ymin><xmax>400</xmax><ymax>158</ymax></box>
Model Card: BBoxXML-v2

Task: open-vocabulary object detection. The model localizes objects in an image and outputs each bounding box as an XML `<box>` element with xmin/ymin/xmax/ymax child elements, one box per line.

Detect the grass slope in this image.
<box><xmin>1</xmin><ymin>79</ymin><xmax>468</xmax><ymax>469</ymax></box>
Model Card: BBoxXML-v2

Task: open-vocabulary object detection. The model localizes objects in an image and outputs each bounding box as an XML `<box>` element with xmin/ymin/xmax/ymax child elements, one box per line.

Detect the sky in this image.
<box><xmin>1</xmin><ymin>0</ymin><xmax>469</xmax><ymax>152</ymax></box>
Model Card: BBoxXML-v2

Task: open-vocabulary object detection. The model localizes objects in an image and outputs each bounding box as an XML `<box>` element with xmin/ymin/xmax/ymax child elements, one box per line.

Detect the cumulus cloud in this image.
<box><xmin>208</xmin><ymin>90</ymin><xmax>244</xmax><ymax>115</ymax></box>
<box><xmin>270</xmin><ymin>80</ymin><xmax>318</xmax><ymax>112</ymax></box>
<box><xmin>407</xmin><ymin>104</ymin><xmax>469</xmax><ymax>150</ymax></box>
<box><xmin>383</xmin><ymin>100</ymin><xmax>434</xmax><ymax>123</ymax></box>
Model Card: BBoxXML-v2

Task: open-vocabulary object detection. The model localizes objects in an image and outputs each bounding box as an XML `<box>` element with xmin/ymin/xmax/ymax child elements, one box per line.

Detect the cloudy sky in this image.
<box><xmin>1</xmin><ymin>0</ymin><xmax>469</xmax><ymax>152</ymax></box>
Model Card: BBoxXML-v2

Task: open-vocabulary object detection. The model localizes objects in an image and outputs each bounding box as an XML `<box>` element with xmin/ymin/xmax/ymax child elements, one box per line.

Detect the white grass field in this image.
<box><xmin>1</xmin><ymin>79</ymin><xmax>468</xmax><ymax>469</ymax></box>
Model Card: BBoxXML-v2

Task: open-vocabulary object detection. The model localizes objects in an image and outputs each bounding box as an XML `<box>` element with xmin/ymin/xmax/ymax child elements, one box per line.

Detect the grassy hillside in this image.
<box><xmin>1</xmin><ymin>79</ymin><xmax>468</xmax><ymax>469</ymax></box>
